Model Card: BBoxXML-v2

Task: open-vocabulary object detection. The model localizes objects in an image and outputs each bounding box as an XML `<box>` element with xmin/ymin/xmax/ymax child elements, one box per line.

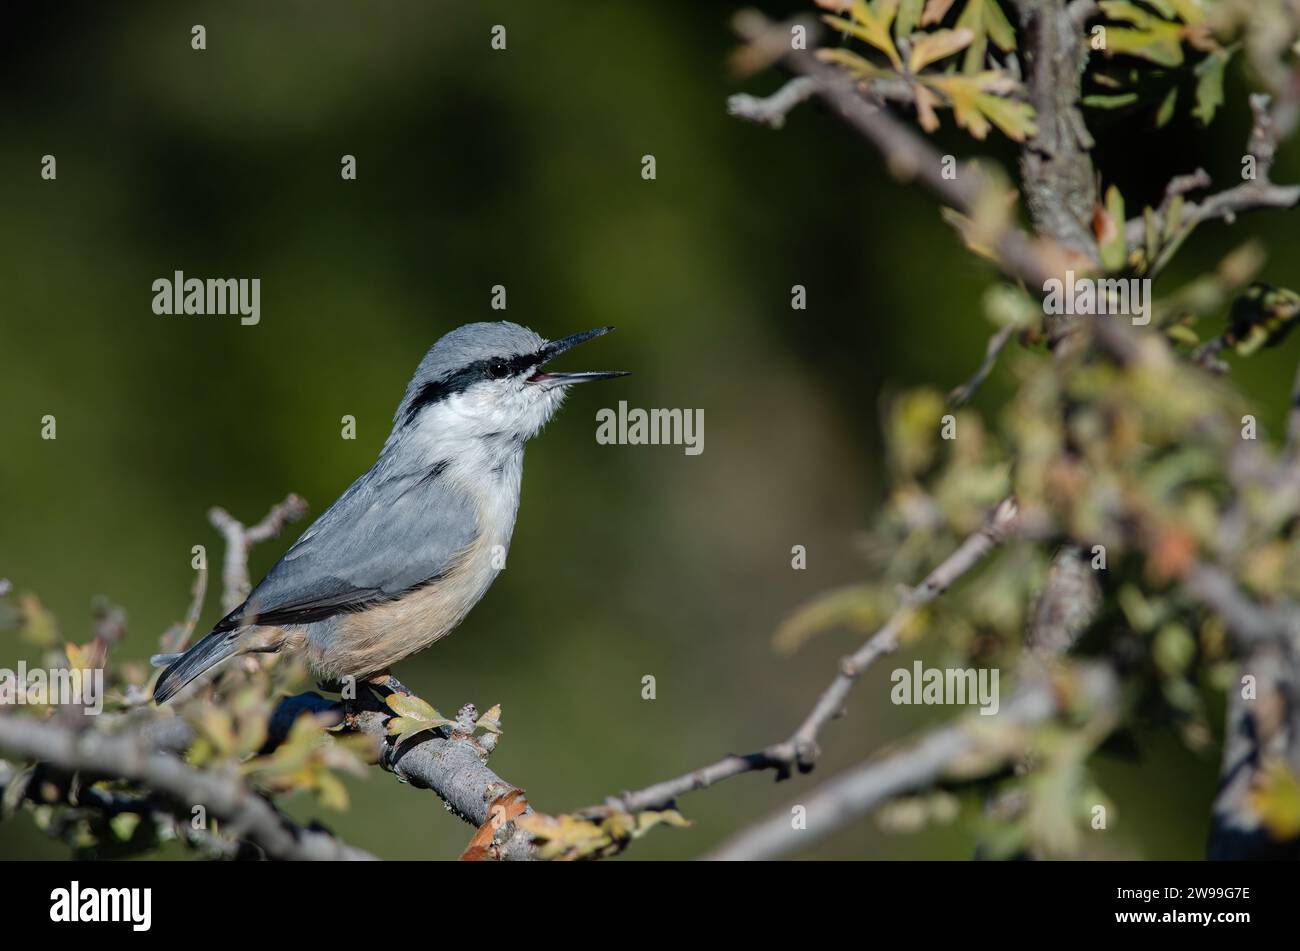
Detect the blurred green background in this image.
<box><xmin>3</xmin><ymin>0</ymin><xmax>1299</xmax><ymax>860</ymax></box>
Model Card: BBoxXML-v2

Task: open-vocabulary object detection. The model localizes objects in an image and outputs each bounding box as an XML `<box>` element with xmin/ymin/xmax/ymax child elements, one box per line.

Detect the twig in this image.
<box><xmin>1124</xmin><ymin>95</ymin><xmax>1300</xmax><ymax>251</ymax></box>
<box><xmin>1183</xmin><ymin>562</ymin><xmax>1300</xmax><ymax>649</ymax></box>
<box><xmin>949</xmin><ymin>324</ymin><xmax>1016</xmax><ymax>406</ymax></box>
<box><xmin>727</xmin><ymin>76</ymin><xmax>818</xmax><ymax>129</ymax></box>
<box><xmin>167</xmin><ymin>560</ymin><xmax>208</xmax><ymax>654</ymax></box>
<box><xmin>730</xmin><ymin>14</ymin><xmax>1058</xmax><ymax>290</ymax></box>
<box><xmin>0</xmin><ymin>713</ymin><xmax>375</xmax><ymax>861</ymax></box>
<box><xmin>208</xmin><ymin>494</ymin><xmax>309</xmax><ymax>613</ymax></box>
<box><xmin>703</xmin><ymin>662</ymin><xmax>1119</xmax><ymax>860</ymax></box>
<box><xmin>594</xmin><ymin>498</ymin><xmax>1020</xmax><ymax>816</ymax></box>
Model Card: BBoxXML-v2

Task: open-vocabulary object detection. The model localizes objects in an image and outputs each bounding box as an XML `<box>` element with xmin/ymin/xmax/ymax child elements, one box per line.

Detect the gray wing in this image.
<box><xmin>213</xmin><ymin>465</ymin><xmax>479</xmax><ymax>632</ymax></box>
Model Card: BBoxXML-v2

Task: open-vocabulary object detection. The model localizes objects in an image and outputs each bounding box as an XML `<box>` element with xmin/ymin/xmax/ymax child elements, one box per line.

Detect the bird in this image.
<box><xmin>153</xmin><ymin>322</ymin><xmax>627</xmax><ymax>704</ymax></box>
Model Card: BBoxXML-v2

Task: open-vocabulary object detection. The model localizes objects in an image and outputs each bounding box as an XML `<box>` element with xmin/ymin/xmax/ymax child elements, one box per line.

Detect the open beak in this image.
<box><xmin>529</xmin><ymin>326</ymin><xmax>630</xmax><ymax>384</ymax></box>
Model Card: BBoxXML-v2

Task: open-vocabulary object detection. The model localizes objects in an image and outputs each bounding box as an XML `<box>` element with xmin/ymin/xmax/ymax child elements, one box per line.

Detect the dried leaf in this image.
<box><xmin>920</xmin><ymin>0</ymin><xmax>956</xmax><ymax>27</ymax></box>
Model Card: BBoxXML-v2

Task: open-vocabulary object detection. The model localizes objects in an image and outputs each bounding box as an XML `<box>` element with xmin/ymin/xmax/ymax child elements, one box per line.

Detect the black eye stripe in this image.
<box><xmin>402</xmin><ymin>350</ymin><xmax>542</xmax><ymax>424</ymax></box>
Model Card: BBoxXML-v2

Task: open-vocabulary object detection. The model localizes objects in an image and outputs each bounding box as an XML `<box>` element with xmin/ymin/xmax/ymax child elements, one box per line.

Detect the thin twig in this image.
<box><xmin>594</xmin><ymin>498</ymin><xmax>1020</xmax><ymax>816</ymax></box>
<box><xmin>949</xmin><ymin>324</ymin><xmax>1016</xmax><ymax>406</ymax></box>
<box><xmin>727</xmin><ymin>76</ymin><xmax>818</xmax><ymax>129</ymax></box>
<box><xmin>704</xmin><ymin>662</ymin><xmax>1119</xmax><ymax>860</ymax></box>
<box><xmin>730</xmin><ymin>13</ymin><xmax>1058</xmax><ymax>289</ymax></box>
<box><xmin>208</xmin><ymin>494</ymin><xmax>308</xmax><ymax>613</ymax></box>
<box><xmin>1123</xmin><ymin>95</ymin><xmax>1300</xmax><ymax>252</ymax></box>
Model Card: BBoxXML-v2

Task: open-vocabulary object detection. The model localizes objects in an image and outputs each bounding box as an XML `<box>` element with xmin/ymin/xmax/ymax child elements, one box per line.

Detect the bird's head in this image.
<box><xmin>394</xmin><ymin>322</ymin><xmax>627</xmax><ymax>443</ymax></box>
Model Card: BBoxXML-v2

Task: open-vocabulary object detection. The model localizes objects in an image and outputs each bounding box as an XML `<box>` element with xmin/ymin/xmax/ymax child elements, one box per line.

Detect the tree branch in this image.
<box><xmin>703</xmin><ymin>662</ymin><xmax>1119</xmax><ymax>860</ymax></box>
<box><xmin>592</xmin><ymin>498</ymin><xmax>1020</xmax><ymax>816</ymax></box>
<box><xmin>730</xmin><ymin>14</ymin><xmax>1059</xmax><ymax>289</ymax></box>
<box><xmin>1013</xmin><ymin>0</ymin><xmax>1099</xmax><ymax>258</ymax></box>
<box><xmin>1123</xmin><ymin>94</ymin><xmax>1300</xmax><ymax>250</ymax></box>
<box><xmin>0</xmin><ymin>712</ymin><xmax>375</xmax><ymax>861</ymax></box>
<box><xmin>727</xmin><ymin>76</ymin><xmax>818</xmax><ymax>129</ymax></box>
<box><xmin>345</xmin><ymin>696</ymin><xmax>537</xmax><ymax>861</ymax></box>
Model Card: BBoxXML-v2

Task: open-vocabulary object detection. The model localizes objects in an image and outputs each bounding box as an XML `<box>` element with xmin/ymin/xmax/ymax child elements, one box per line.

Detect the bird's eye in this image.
<box><xmin>488</xmin><ymin>360</ymin><xmax>510</xmax><ymax>379</ymax></box>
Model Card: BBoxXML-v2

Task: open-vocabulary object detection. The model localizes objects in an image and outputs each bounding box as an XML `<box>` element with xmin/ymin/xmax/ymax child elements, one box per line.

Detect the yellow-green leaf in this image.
<box><xmin>909</xmin><ymin>28</ymin><xmax>975</xmax><ymax>72</ymax></box>
<box><xmin>385</xmin><ymin>692</ymin><xmax>444</xmax><ymax>722</ymax></box>
<box><xmin>1099</xmin><ymin>185</ymin><xmax>1127</xmax><ymax>270</ymax></box>
<box><xmin>824</xmin><ymin>2</ymin><xmax>903</xmax><ymax>70</ymax></box>
<box><xmin>1193</xmin><ymin>48</ymin><xmax>1231</xmax><ymax>125</ymax></box>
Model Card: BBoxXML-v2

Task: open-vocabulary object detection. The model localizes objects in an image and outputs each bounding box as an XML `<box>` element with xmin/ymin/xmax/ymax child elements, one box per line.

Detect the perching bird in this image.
<box><xmin>154</xmin><ymin>322</ymin><xmax>627</xmax><ymax>703</ymax></box>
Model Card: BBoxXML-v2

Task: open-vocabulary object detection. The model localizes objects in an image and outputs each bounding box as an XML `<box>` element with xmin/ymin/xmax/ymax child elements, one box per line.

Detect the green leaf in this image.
<box><xmin>1155</xmin><ymin>86</ymin><xmax>1178</xmax><ymax>127</ymax></box>
<box><xmin>1193</xmin><ymin>49</ymin><xmax>1231</xmax><ymax>125</ymax></box>
<box><xmin>896</xmin><ymin>0</ymin><xmax>924</xmax><ymax>39</ymax></box>
<box><xmin>109</xmin><ymin>813</ymin><xmax>141</xmax><ymax>841</ymax></box>
<box><xmin>385</xmin><ymin>692</ymin><xmax>444</xmax><ymax>723</ymax></box>
<box><xmin>956</xmin><ymin>0</ymin><xmax>1017</xmax><ymax>74</ymax></box>
<box><xmin>925</xmin><ymin>73</ymin><xmax>1037</xmax><ymax>141</ymax></box>
<box><xmin>1168</xmin><ymin>0</ymin><xmax>1206</xmax><ymax>24</ymax></box>
<box><xmin>1104</xmin><ymin>27</ymin><xmax>1184</xmax><ymax>67</ymax></box>
<box><xmin>387</xmin><ymin>714</ymin><xmax>455</xmax><ymax>739</ymax></box>
<box><xmin>1099</xmin><ymin>3</ymin><xmax>1185</xmax><ymax>67</ymax></box>
<box><xmin>1100</xmin><ymin>186</ymin><xmax>1127</xmax><ymax>271</ymax></box>
<box><xmin>825</xmin><ymin>1</ymin><xmax>903</xmax><ymax>70</ymax></box>
<box><xmin>1083</xmin><ymin>92</ymin><xmax>1141</xmax><ymax>109</ymax></box>
<box><xmin>1154</xmin><ymin>622</ymin><xmax>1196</xmax><ymax>676</ymax></box>
<box><xmin>974</xmin><ymin>93</ymin><xmax>1038</xmax><ymax>141</ymax></box>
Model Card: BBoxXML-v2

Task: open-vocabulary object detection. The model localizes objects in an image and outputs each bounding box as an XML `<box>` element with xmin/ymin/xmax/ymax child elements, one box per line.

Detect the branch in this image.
<box><xmin>1183</xmin><ymin>562</ymin><xmax>1300</xmax><ymax>650</ymax></box>
<box><xmin>1124</xmin><ymin>94</ymin><xmax>1300</xmax><ymax>250</ymax></box>
<box><xmin>345</xmin><ymin>696</ymin><xmax>537</xmax><ymax>861</ymax></box>
<box><xmin>1013</xmin><ymin>0</ymin><xmax>1099</xmax><ymax>257</ymax></box>
<box><xmin>948</xmin><ymin>324</ymin><xmax>1017</xmax><ymax>406</ymax></box>
<box><xmin>703</xmin><ymin>662</ymin><xmax>1119</xmax><ymax>860</ymax></box>
<box><xmin>1184</xmin><ymin>562</ymin><xmax>1300</xmax><ymax>858</ymax></box>
<box><xmin>727</xmin><ymin>76</ymin><xmax>818</xmax><ymax>129</ymax></box>
<box><xmin>208</xmin><ymin>493</ymin><xmax>309</xmax><ymax>613</ymax></box>
<box><xmin>1026</xmin><ymin>544</ymin><xmax>1101</xmax><ymax>659</ymax></box>
<box><xmin>0</xmin><ymin>713</ymin><xmax>375</xmax><ymax>861</ymax></box>
<box><xmin>593</xmin><ymin>498</ymin><xmax>1020</xmax><ymax>816</ymax></box>
<box><xmin>729</xmin><ymin>14</ymin><xmax>1059</xmax><ymax>289</ymax></box>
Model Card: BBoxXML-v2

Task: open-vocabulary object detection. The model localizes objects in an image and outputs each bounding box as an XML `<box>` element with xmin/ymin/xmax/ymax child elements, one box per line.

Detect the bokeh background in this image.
<box><xmin>3</xmin><ymin>0</ymin><xmax>1299</xmax><ymax>860</ymax></box>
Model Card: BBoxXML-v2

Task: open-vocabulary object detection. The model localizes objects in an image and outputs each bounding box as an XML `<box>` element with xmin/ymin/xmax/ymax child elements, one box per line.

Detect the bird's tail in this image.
<box><xmin>153</xmin><ymin>631</ymin><xmax>242</xmax><ymax>704</ymax></box>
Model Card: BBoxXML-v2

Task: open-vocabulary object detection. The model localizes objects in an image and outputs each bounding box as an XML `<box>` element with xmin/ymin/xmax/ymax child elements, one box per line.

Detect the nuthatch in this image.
<box><xmin>154</xmin><ymin>322</ymin><xmax>626</xmax><ymax>703</ymax></box>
